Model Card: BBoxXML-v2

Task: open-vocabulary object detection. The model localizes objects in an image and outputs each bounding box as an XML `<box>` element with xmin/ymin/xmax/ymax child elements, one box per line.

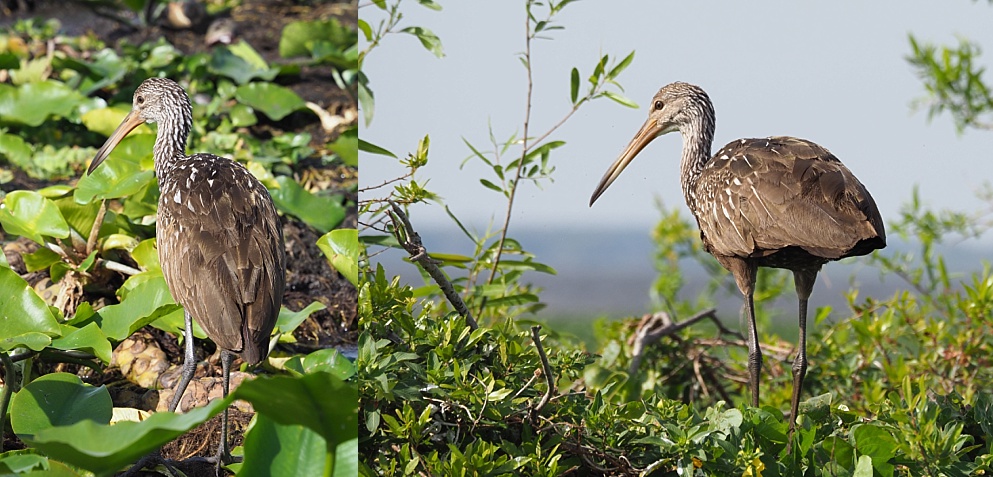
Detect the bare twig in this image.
<box><xmin>530</xmin><ymin>325</ymin><xmax>555</xmax><ymax>414</ymax></box>
<box><xmin>86</xmin><ymin>200</ymin><xmax>107</xmax><ymax>255</ymax></box>
<box><xmin>388</xmin><ymin>201</ymin><xmax>478</xmax><ymax>330</ymax></box>
<box><xmin>100</xmin><ymin>259</ymin><xmax>143</xmax><ymax>276</ymax></box>
<box><xmin>628</xmin><ymin>308</ymin><xmax>723</xmax><ymax>375</ymax></box>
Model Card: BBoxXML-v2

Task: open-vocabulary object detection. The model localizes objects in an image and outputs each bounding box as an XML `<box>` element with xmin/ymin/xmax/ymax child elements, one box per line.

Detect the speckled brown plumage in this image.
<box><xmin>590</xmin><ymin>82</ymin><xmax>885</xmax><ymax>453</ymax></box>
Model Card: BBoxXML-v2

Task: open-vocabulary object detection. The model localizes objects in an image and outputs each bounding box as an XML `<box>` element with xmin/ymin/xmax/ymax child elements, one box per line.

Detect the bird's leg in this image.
<box><xmin>787</xmin><ymin>269</ymin><xmax>817</xmax><ymax>454</ymax></box>
<box><xmin>214</xmin><ymin>349</ymin><xmax>235</xmax><ymax>473</ymax></box>
<box><xmin>169</xmin><ymin>310</ymin><xmax>197</xmax><ymax>413</ymax></box>
<box><xmin>719</xmin><ymin>256</ymin><xmax>760</xmax><ymax>407</ymax></box>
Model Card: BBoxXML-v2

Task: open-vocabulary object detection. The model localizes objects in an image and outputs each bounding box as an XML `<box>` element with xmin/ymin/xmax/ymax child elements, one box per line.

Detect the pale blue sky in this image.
<box><xmin>360</xmin><ymin>1</ymin><xmax>993</xmax><ymax>232</ymax></box>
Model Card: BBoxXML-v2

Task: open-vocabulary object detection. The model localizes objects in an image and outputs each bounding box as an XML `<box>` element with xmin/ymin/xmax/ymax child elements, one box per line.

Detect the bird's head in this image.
<box><xmin>87</xmin><ymin>78</ymin><xmax>192</xmax><ymax>175</ymax></box>
<box><xmin>589</xmin><ymin>82</ymin><xmax>714</xmax><ymax>205</ymax></box>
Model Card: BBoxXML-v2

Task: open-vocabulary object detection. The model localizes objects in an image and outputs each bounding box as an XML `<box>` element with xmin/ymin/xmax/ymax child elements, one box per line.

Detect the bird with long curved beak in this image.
<box><xmin>589</xmin><ymin>82</ymin><xmax>884</xmax><ymax>453</ymax></box>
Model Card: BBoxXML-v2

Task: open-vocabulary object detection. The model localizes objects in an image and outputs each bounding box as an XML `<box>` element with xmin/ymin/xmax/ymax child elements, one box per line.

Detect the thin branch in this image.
<box><xmin>530</xmin><ymin>325</ymin><xmax>555</xmax><ymax>414</ymax></box>
<box><xmin>87</xmin><ymin>200</ymin><xmax>107</xmax><ymax>255</ymax></box>
<box><xmin>628</xmin><ymin>308</ymin><xmax>722</xmax><ymax>375</ymax></box>
<box><xmin>388</xmin><ymin>201</ymin><xmax>478</xmax><ymax>330</ymax></box>
<box><xmin>482</xmin><ymin>2</ymin><xmax>536</xmax><ymax>292</ymax></box>
<box><xmin>100</xmin><ymin>259</ymin><xmax>143</xmax><ymax>276</ymax></box>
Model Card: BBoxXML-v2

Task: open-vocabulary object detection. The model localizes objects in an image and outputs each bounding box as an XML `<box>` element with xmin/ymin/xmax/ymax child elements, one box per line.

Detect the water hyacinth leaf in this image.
<box><xmin>317</xmin><ymin>229</ymin><xmax>358</xmax><ymax>286</ymax></box>
<box><xmin>22</xmin><ymin>395</ymin><xmax>233</xmax><ymax>476</ymax></box>
<box><xmin>233</xmin><ymin>372</ymin><xmax>358</xmax><ymax>447</ymax></box>
<box><xmin>10</xmin><ymin>373</ymin><xmax>114</xmax><ymax>442</ymax></box>
<box><xmin>74</xmin><ymin>135</ymin><xmax>156</xmax><ymax>204</ymax></box>
<box><xmin>279</xmin><ymin>19</ymin><xmax>355</xmax><ymax>59</ymax></box>
<box><xmin>52</xmin><ymin>323</ymin><xmax>113</xmax><ymax>364</ymax></box>
<box><xmin>275</xmin><ymin>301</ymin><xmax>326</xmax><ymax>334</ymax></box>
<box><xmin>293</xmin><ymin>348</ymin><xmax>356</xmax><ymax>380</ymax></box>
<box><xmin>22</xmin><ymin>247</ymin><xmax>60</xmax><ymax>272</ymax></box>
<box><xmin>0</xmin><ymin>80</ymin><xmax>85</xmax><ymax>127</ymax></box>
<box><xmin>234</xmin><ymin>83</ymin><xmax>307</xmax><ymax>121</ymax></box>
<box><xmin>81</xmin><ymin>107</ymin><xmax>153</xmax><ymax>137</ymax></box>
<box><xmin>269</xmin><ymin>176</ymin><xmax>344</xmax><ymax>233</ymax></box>
<box><xmin>0</xmin><ymin>132</ymin><xmax>32</xmax><ymax>167</ymax></box>
<box><xmin>240</xmin><ymin>414</ymin><xmax>329</xmax><ymax>477</ymax></box>
<box><xmin>329</xmin><ymin>127</ymin><xmax>357</xmax><ymax>166</ymax></box>
<box><xmin>89</xmin><ymin>275</ymin><xmax>180</xmax><ymax>341</ymax></box>
<box><xmin>0</xmin><ymin>190</ymin><xmax>70</xmax><ymax>244</ymax></box>
<box><xmin>208</xmin><ymin>43</ymin><xmax>279</xmax><ymax>85</ymax></box>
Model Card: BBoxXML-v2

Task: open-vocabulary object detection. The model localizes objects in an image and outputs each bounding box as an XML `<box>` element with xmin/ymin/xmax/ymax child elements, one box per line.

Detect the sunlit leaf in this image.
<box><xmin>234</xmin><ymin>83</ymin><xmax>307</xmax><ymax>121</ymax></box>
<box><xmin>269</xmin><ymin>176</ymin><xmax>345</xmax><ymax>233</ymax></box>
<box><xmin>0</xmin><ymin>190</ymin><xmax>70</xmax><ymax>244</ymax></box>
<box><xmin>316</xmin><ymin>229</ymin><xmax>357</xmax><ymax>286</ymax></box>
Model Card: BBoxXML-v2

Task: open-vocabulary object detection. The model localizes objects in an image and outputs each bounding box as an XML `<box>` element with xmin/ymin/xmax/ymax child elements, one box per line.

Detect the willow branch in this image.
<box><xmin>388</xmin><ymin>201</ymin><xmax>478</xmax><ymax>330</ymax></box>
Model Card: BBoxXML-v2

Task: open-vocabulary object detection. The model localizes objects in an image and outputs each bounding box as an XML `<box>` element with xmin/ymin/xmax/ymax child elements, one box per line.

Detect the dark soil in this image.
<box><xmin>1</xmin><ymin>1</ymin><xmax>357</xmax><ymax>474</ymax></box>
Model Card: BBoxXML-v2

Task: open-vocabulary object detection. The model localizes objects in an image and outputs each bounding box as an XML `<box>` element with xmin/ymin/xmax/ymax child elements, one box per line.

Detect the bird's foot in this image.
<box><xmin>123</xmin><ymin>451</ymin><xmax>181</xmax><ymax>477</ymax></box>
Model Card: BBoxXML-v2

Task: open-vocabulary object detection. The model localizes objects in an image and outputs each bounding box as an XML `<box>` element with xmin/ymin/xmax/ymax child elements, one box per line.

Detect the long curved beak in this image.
<box><xmin>589</xmin><ymin>117</ymin><xmax>663</xmax><ymax>206</ymax></box>
<box><xmin>87</xmin><ymin>110</ymin><xmax>144</xmax><ymax>175</ymax></box>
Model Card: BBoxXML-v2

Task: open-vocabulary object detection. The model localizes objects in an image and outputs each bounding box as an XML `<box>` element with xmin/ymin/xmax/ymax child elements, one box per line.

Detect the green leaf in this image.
<box><xmin>0</xmin><ymin>131</ymin><xmax>32</xmax><ymax>168</ymax></box>
<box><xmin>284</xmin><ymin>348</ymin><xmax>356</xmax><ymax>381</ymax></box>
<box><xmin>357</xmin><ymin>78</ymin><xmax>374</xmax><ymax>126</ymax></box>
<box><xmin>270</xmin><ymin>176</ymin><xmax>345</xmax><ymax>233</ymax></box>
<box><xmin>51</xmin><ymin>323</ymin><xmax>113</xmax><ymax>364</ymax></box>
<box><xmin>81</xmin><ymin>107</ymin><xmax>154</xmax><ymax>137</ymax></box>
<box><xmin>208</xmin><ymin>43</ymin><xmax>280</xmax><ymax>85</ymax></box>
<box><xmin>74</xmin><ymin>135</ymin><xmax>156</xmax><ymax>204</ymax></box>
<box><xmin>90</xmin><ymin>275</ymin><xmax>181</xmax><ymax>341</ymax></box>
<box><xmin>0</xmin><ymin>80</ymin><xmax>85</xmax><ymax>127</ymax></box>
<box><xmin>603</xmin><ymin>90</ymin><xmax>638</xmax><ymax>108</ymax></box>
<box><xmin>316</xmin><ymin>229</ymin><xmax>358</xmax><ymax>286</ymax></box>
<box><xmin>400</xmin><ymin>26</ymin><xmax>444</xmax><ymax>58</ymax></box>
<box><xmin>20</xmin><ymin>388</ymin><xmax>233</xmax><ymax>476</ymax></box>
<box><xmin>234</xmin><ymin>83</ymin><xmax>307</xmax><ymax>121</ymax></box>
<box><xmin>233</xmin><ymin>372</ymin><xmax>357</xmax><ymax>449</ymax></box>
<box><xmin>240</xmin><ymin>414</ymin><xmax>330</xmax><ymax>477</ymax></box>
<box><xmin>279</xmin><ymin>19</ymin><xmax>356</xmax><ymax>60</ymax></box>
<box><xmin>229</xmin><ymin>103</ymin><xmax>258</xmax><ymax>128</ymax></box>
<box><xmin>570</xmin><ymin>67</ymin><xmax>579</xmax><ymax>104</ymax></box>
<box><xmin>275</xmin><ymin>301</ymin><xmax>326</xmax><ymax>334</ymax></box>
<box><xmin>358</xmin><ymin>137</ymin><xmax>395</xmax><ymax>158</ymax></box>
<box><xmin>10</xmin><ymin>373</ymin><xmax>113</xmax><ymax>442</ymax></box>
<box><xmin>130</xmin><ymin>238</ymin><xmax>160</xmax><ymax>271</ymax></box>
<box><xmin>329</xmin><ymin>126</ymin><xmax>357</xmax><ymax>167</ymax></box>
<box><xmin>607</xmin><ymin>51</ymin><xmax>635</xmax><ymax>79</ymax></box>
<box><xmin>0</xmin><ymin>190</ymin><xmax>71</xmax><ymax>243</ymax></box>
<box><xmin>23</xmin><ymin>247</ymin><xmax>61</xmax><ymax>272</ymax></box>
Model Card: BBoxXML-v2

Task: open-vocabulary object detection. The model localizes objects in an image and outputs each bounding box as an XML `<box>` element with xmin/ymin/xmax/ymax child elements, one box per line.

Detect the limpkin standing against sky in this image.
<box><xmin>88</xmin><ymin>77</ymin><xmax>285</xmax><ymax>467</ymax></box>
<box><xmin>590</xmin><ymin>82</ymin><xmax>885</xmax><ymax>450</ymax></box>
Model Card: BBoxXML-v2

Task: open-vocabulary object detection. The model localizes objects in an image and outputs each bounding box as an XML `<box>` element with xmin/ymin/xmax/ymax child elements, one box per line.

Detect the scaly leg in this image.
<box><xmin>169</xmin><ymin>310</ymin><xmax>197</xmax><ymax>413</ymax></box>
<box><xmin>787</xmin><ymin>269</ymin><xmax>817</xmax><ymax>454</ymax></box>
<box><xmin>215</xmin><ymin>349</ymin><xmax>235</xmax><ymax>474</ymax></box>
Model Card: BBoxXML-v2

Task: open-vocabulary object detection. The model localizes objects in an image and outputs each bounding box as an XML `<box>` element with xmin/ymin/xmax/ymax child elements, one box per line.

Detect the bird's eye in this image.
<box><xmin>654</xmin><ymin>100</ymin><xmax>664</xmax><ymax>110</ymax></box>
<box><xmin>137</xmin><ymin>96</ymin><xmax>144</xmax><ymax>105</ymax></box>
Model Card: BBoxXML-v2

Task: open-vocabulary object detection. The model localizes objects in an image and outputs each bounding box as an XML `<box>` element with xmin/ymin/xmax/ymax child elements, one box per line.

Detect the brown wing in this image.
<box><xmin>157</xmin><ymin>154</ymin><xmax>285</xmax><ymax>364</ymax></box>
<box><xmin>693</xmin><ymin>136</ymin><xmax>885</xmax><ymax>261</ymax></box>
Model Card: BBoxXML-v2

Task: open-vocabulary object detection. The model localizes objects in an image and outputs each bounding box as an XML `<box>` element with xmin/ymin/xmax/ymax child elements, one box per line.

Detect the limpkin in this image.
<box><xmin>88</xmin><ymin>77</ymin><xmax>285</xmax><ymax>466</ymax></box>
<box><xmin>589</xmin><ymin>82</ymin><xmax>885</xmax><ymax>450</ymax></box>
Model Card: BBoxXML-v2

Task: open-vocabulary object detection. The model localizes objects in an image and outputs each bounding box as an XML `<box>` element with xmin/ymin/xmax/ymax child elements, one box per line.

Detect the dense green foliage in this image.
<box><xmin>359</xmin><ymin>1</ymin><xmax>993</xmax><ymax>475</ymax></box>
<box><xmin>0</xmin><ymin>4</ymin><xmax>357</xmax><ymax>475</ymax></box>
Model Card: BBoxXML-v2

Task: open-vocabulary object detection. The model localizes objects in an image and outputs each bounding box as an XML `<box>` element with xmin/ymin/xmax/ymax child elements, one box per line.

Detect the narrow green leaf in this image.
<box><xmin>400</xmin><ymin>26</ymin><xmax>444</xmax><ymax>58</ymax></box>
<box><xmin>607</xmin><ymin>51</ymin><xmax>636</xmax><ymax>79</ymax></box>
<box><xmin>358</xmin><ymin>138</ymin><xmax>395</xmax><ymax>158</ymax></box>
<box><xmin>570</xmin><ymin>67</ymin><xmax>580</xmax><ymax>104</ymax></box>
<box><xmin>603</xmin><ymin>90</ymin><xmax>639</xmax><ymax>108</ymax></box>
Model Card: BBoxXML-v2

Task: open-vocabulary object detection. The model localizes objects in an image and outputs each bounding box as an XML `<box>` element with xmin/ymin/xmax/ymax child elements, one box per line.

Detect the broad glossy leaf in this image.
<box><xmin>130</xmin><ymin>238</ymin><xmax>159</xmax><ymax>270</ymax></box>
<box><xmin>279</xmin><ymin>19</ymin><xmax>355</xmax><ymax>59</ymax></box>
<box><xmin>208</xmin><ymin>43</ymin><xmax>279</xmax><ymax>85</ymax></box>
<box><xmin>275</xmin><ymin>301</ymin><xmax>326</xmax><ymax>334</ymax></box>
<box><xmin>316</xmin><ymin>228</ymin><xmax>357</xmax><ymax>286</ymax></box>
<box><xmin>91</xmin><ymin>275</ymin><xmax>180</xmax><ymax>341</ymax></box>
<box><xmin>74</xmin><ymin>135</ymin><xmax>156</xmax><ymax>204</ymax></box>
<box><xmin>52</xmin><ymin>323</ymin><xmax>113</xmax><ymax>364</ymax></box>
<box><xmin>23</xmin><ymin>247</ymin><xmax>60</xmax><ymax>272</ymax></box>
<box><xmin>329</xmin><ymin>126</ymin><xmax>357</xmax><ymax>166</ymax></box>
<box><xmin>234</xmin><ymin>83</ymin><xmax>306</xmax><ymax>121</ymax></box>
<box><xmin>80</xmin><ymin>107</ymin><xmax>153</xmax><ymax>137</ymax></box>
<box><xmin>0</xmin><ymin>131</ymin><xmax>32</xmax><ymax>167</ymax></box>
<box><xmin>24</xmin><ymin>393</ymin><xmax>232</xmax><ymax>476</ymax></box>
<box><xmin>54</xmin><ymin>196</ymin><xmax>101</xmax><ymax>238</ymax></box>
<box><xmin>11</xmin><ymin>373</ymin><xmax>113</xmax><ymax>441</ymax></box>
<box><xmin>0</xmin><ymin>190</ymin><xmax>71</xmax><ymax>243</ymax></box>
<box><xmin>233</xmin><ymin>372</ymin><xmax>358</xmax><ymax>448</ymax></box>
<box><xmin>0</xmin><ymin>80</ymin><xmax>85</xmax><ymax>127</ymax></box>
<box><xmin>285</xmin><ymin>348</ymin><xmax>356</xmax><ymax>381</ymax></box>
<box><xmin>269</xmin><ymin>176</ymin><xmax>344</xmax><ymax>233</ymax></box>
<box><xmin>0</xmin><ymin>266</ymin><xmax>60</xmax><ymax>351</ymax></box>
<box><xmin>240</xmin><ymin>414</ymin><xmax>329</xmax><ymax>477</ymax></box>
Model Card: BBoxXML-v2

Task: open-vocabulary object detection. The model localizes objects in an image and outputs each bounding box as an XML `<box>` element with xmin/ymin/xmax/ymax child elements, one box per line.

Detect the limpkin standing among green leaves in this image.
<box><xmin>590</xmin><ymin>82</ymin><xmax>885</xmax><ymax>451</ymax></box>
<box><xmin>88</xmin><ymin>77</ymin><xmax>285</xmax><ymax>467</ymax></box>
